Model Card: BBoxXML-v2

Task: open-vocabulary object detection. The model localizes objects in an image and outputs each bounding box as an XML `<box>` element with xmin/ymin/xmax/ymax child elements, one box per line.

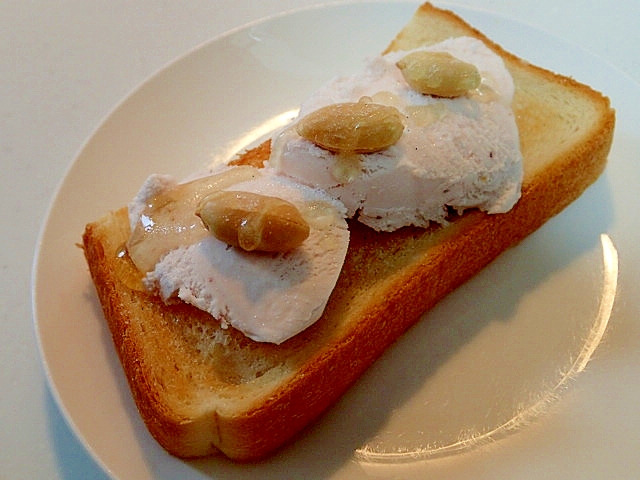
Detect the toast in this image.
<box><xmin>82</xmin><ymin>2</ymin><xmax>615</xmax><ymax>461</ymax></box>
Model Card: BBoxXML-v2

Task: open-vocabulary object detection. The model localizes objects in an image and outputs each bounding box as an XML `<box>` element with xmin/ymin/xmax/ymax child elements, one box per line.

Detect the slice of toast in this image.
<box><xmin>82</xmin><ymin>2</ymin><xmax>615</xmax><ymax>461</ymax></box>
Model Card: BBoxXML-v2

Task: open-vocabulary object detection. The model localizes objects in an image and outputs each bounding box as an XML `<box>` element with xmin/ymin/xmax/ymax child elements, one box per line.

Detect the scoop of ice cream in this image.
<box><xmin>269</xmin><ymin>36</ymin><xmax>523</xmax><ymax>231</ymax></box>
<box><xmin>131</xmin><ymin>166</ymin><xmax>350</xmax><ymax>344</ymax></box>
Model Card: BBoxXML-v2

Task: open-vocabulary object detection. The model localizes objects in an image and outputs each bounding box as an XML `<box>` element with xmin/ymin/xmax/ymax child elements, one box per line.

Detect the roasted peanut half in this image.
<box><xmin>196</xmin><ymin>191</ymin><xmax>310</xmax><ymax>253</ymax></box>
<box><xmin>296</xmin><ymin>101</ymin><xmax>404</xmax><ymax>154</ymax></box>
<box><xmin>396</xmin><ymin>51</ymin><xmax>481</xmax><ymax>98</ymax></box>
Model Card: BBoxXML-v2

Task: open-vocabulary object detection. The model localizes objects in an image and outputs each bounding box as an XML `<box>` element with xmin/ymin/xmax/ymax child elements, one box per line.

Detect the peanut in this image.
<box><xmin>396</xmin><ymin>51</ymin><xmax>481</xmax><ymax>98</ymax></box>
<box><xmin>296</xmin><ymin>101</ymin><xmax>404</xmax><ymax>154</ymax></box>
<box><xmin>196</xmin><ymin>191</ymin><xmax>310</xmax><ymax>253</ymax></box>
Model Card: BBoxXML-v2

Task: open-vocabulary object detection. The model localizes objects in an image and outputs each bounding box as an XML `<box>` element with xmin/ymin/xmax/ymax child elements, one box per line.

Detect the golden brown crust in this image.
<box><xmin>82</xmin><ymin>2</ymin><xmax>614</xmax><ymax>461</ymax></box>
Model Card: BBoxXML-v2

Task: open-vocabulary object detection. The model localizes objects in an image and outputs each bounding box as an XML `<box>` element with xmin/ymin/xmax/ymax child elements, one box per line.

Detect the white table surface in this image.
<box><xmin>2</xmin><ymin>1</ymin><xmax>638</xmax><ymax>479</ymax></box>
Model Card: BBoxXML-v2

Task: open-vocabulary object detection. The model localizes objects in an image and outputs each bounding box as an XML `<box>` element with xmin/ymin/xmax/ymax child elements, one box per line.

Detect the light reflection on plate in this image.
<box><xmin>355</xmin><ymin>233</ymin><xmax>618</xmax><ymax>463</ymax></box>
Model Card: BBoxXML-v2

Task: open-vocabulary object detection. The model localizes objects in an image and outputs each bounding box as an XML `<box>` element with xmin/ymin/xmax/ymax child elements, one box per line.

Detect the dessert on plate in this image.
<box><xmin>82</xmin><ymin>2</ymin><xmax>615</xmax><ymax>461</ymax></box>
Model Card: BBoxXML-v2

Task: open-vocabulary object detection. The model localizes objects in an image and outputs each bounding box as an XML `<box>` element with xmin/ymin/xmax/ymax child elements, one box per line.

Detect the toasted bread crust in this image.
<box><xmin>82</xmin><ymin>2</ymin><xmax>614</xmax><ymax>461</ymax></box>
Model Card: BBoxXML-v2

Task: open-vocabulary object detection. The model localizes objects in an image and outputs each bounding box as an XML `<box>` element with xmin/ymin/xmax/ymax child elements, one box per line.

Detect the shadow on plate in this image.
<box><xmin>45</xmin><ymin>387</ymin><xmax>113</xmax><ymax>480</ymax></box>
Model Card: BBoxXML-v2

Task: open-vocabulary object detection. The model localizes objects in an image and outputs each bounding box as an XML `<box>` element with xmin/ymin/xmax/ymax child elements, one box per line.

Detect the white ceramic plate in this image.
<box><xmin>33</xmin><ymin>2</ymin><xmax>640</xmax><ymax>479</ymax></box>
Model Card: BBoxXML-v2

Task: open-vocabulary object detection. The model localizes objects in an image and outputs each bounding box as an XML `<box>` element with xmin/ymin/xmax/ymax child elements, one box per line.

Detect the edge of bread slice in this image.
<box><xmin>82</xmin><ymin>2</ymin><xmax>615</xmax><ymax>461</ymax></box>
